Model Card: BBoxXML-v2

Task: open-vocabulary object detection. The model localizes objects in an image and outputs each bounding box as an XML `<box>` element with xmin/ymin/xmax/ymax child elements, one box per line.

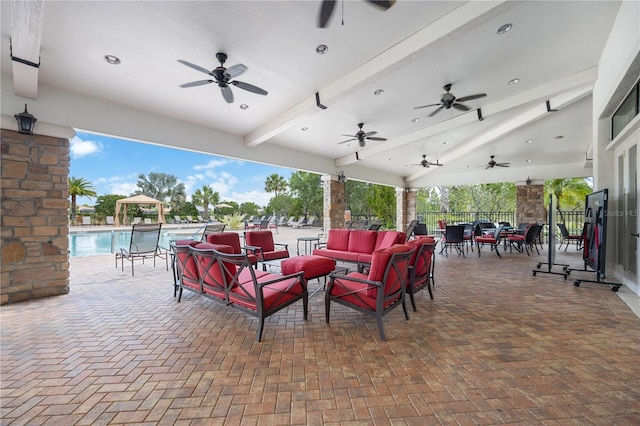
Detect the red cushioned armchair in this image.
<box><xmin>325</xmin><ymin>244</ymin><xmax>414</xmax><ymax>341</ymax></box>
<box><xmin>206</xmin><ymin>232</ymin><xmax>258</xmax><ymax>266</ymax></box>
<box><xmin>406</xmin><ymin>237</ymin><xmax>437</xmax><ymax>311</ymax></box>
<box><xmin>214</xmin><ymin>248</ymin><xmax>307</xmax><ymax>342</ymax></box>
<box><xmin>244</xmin><ymin>230</ymin><xmax>290</xmax><ymax>268</ymax></box>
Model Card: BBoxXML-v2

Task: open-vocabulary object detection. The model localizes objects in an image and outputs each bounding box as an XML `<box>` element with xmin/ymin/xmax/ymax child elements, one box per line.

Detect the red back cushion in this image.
<box><xmin>245</xmin><ymin>231</ymin><xmax>275</xmax><ymax>252</ymax></box>
<box><xmin>206</xmin><ymin>233</ymin><xmax>241</xmax><ymax>253</ymax></box>
<box><xmin>326</xmin><ymin>229</ymin><xmax>350</xmax><ymax>251</ymax></box>
<box><xmin>406</xmin><ymin>238</ymin><xmax>434</xmax><ymax>275</ymax></box>
<box><xmin>193</xmin><ymin>243</ymin><xmax>235</xmax><ymax>284</ymax></box>
<box><xmin>367</xmin><ymin>244</ymin><xmax>410</xmax><ymax>282</ymax></box>
<box><xmin>348</xmin><ymin>230</ymin><xmax>377</xmax><ymax>253</ymax></box>
<box><xmin>374</xmin><ymin>231</ymin><xmax>406</xmax><ymax>250</ymax></box>
<box><xmin>174</xmin><ymin>239</ymin><xmax>200</xmax><ymax>247</ymax></box>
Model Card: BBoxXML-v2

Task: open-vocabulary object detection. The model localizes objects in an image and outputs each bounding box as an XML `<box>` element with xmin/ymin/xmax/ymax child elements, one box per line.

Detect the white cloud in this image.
<box><xmin>227</xmin><ymin>190</ymin><xmax>271</xmax><ymax>207</ymax></box>
<box><xmin>70</xmin><ymin>136</ymin><xmax>103</xmax><ymax>158</ymax></box>
<box><xmin>193</xmin><ymin>159</ymin><xmax>228</xmax><ymax>171</ymax></box>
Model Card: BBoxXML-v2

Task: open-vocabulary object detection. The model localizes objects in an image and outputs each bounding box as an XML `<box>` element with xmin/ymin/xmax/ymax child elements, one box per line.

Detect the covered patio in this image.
<box><xmin>2</xmin><ymin>234</ymin><xmax>639</xmax><ymax>424</ymax></box>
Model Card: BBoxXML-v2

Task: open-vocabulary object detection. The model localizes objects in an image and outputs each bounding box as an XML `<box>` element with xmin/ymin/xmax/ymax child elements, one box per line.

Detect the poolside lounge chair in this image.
<box><xmin>144</xmin><ymin>218</ymin><xmax>152</xmax><ymax>224</ymax></box>
<box><xmin>106</xmin><ymin>216</ymin><xmax>114</xmax><ymax>226</ymax></box>
<box><xmin>115</xmin><ymin>223</ymin><xmax>168</xmax><ymax>276</ymax></box>
<box><xmin>197</xmin><ymin>215</ymin><xmax>206</xmax><ymax>223</ymax></box>
<box><xmin>174</xmin><ymin>215</ymin><xmax>186</xmax><ymax>224</ymax></box>
<box><xmin>200</xmin><ymin>223</ymin><xmax>227</xmax><ymax>241</ymax></box>
<box><xmin>132</xmin><ymin>217</ymin><xmax>142</xmax><ymax>225</ymax></box>
<box><xmin>81</xmin><ymin>216</ymin><xmax>91</xmax><ymax>226</ymax></box>
<box><xmin>185</xmin><ymin>215</ymin><xmax>198</xmax><ymax>223</ymax></box>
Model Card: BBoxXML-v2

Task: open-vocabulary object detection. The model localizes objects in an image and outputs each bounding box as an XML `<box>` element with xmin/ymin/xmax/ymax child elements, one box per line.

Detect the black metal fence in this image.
<box><xmin>417</xmin><ymin>210</ymin><xmax>585</xmax><ymax>234</ymax></box>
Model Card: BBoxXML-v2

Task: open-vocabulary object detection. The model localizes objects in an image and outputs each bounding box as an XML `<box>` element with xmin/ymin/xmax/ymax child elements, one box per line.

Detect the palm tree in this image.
<box><xmin>135</xmin><ymin>172</ymin><xmax>186</xmax><ymax>211</ymax></box>
<box><xmin>264</xmin><ymin>174</ymin><xmax>288</xmax><ymax>197</ymax></box>
<box><xmin>192</xmin><ymin>185</ymin><xmax>219</xmax><ymax>219</ymax></box>
<box><xmin>545</xmin><ymin>178</ymin><xmax>593</xmax><ymax>222</ymax></box>
<box><xmin>68</xmin><ymin>176</ymin><xmax>97</xmax><ymax>221</ymax></box>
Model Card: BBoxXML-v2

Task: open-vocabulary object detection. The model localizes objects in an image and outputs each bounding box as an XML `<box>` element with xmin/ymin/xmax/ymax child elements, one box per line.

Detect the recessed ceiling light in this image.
<box><xmin>526</xmin><ymin>159</ymin><xmax>532</xmax><ymax>163</ymax></box>
<box><xmin>301</xmin><ymin>127</ymin><xmax>308</xmax><ymax>131</ymax></box>
<box><xmin>104</xmin><ymin>54</ymin><xmax>121</xmax><ymax>65</ymax></box>
<box><xmin>442</xmin><ymin>141</ymin><xmax>448</xmax><ymax>145</ymax></box>
<box><xmin>526</xmin><ymin>139</ymin><xmax>533</xmax><ymax>144</ymax></box>
<box><xmin>508</xmin><ymin>78</ymin><xmax>520</xmax><ymax>85</ymax></box>
<box><xmin>466</xmin><ymin>165</ymin><xmax>472</xmax><ymax>169</ymax></box>
<box><xmin>239</xmin><ymin>104</ymin><xmax>249</xmax><ymax>110</ymax></box>
<box><xmin>374</xmin><ymin>89</ymin><xmax>384</xmax><ymax>96</ymax></box>
<box><xmin>316</xmin><ymin>44</ymin><xmax>328</xmax><ymax>55</ymax></box>
<box><xmin>497</xmin><ymin>23</ymin><xmax>512</xmax><ymax>34</ymax></box>
<box><xmin>411</xmin><ymin>118</ymin><xmax>420</xmax><ymax>123</ymax></box>
<box><xmin>554</xmin><ymin>135</ymin><xmax>564</xmax><ymax>139</ymax></box>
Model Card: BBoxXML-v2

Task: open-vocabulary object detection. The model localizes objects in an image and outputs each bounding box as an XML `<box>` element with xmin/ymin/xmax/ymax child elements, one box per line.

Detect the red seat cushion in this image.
<box><xmin>229</xmin><ymin>275</ymin><xmax>304</xmax><ymax>311</ymax></box>
<box><xmin>330</xmin><ymin>273</ymin><xmax>377</xmax><ymax>310</ymax></box>
<box><xmin>281</xmin><ymin>255</ymin><xmax>335</xmax><ymax>279</ymax></box>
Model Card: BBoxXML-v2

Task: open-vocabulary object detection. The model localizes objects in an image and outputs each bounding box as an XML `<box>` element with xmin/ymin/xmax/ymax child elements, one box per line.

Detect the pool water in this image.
<box><xmin>69</xmin><ymin>230</ymin><xmax>197</xmax><ymax>257</ymax></box>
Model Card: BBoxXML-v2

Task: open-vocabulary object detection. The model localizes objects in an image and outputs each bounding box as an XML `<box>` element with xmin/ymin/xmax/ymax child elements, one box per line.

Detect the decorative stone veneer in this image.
<box><xmin>1</xmin><ymin>129</ymin><xmax>70</xmax><ymax>305</ymax></box>
<box><xmin>396</xmin><ymin>187</ymin><xmax>417</xmax><ymax>232</ymax></box>
<box><xmin>516</xmin><ymin>184</ymin><xmax>546</xmax><ymax>225</ymax></box>
<box><xmin>322</xmin><ymin>175</ymin><xmax>345</xmax><ymax>230</ymax></box>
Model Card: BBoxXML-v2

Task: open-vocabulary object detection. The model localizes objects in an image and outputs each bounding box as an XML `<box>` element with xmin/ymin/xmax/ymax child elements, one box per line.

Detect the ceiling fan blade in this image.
<box><xmin>485</xmin><ymin>165</ymin><xmax>492</xmax><ymax>169</ymax></box>
<box><xmin>180</xmin><ymin>80</ymin><xmax>214</xmax><ymax>88</ymax></box>
<box><xmin>496</xmin><ymin>163</ymin><xmax>510</xmax><ymax>167</ymax></box>
<box><xmin>362</xmin><ymin>131</ymin><xmax>377</xmax><ymax>137</ymax></box>
<box><xmin>318</xmin><ymin>0</ymin><xmax>336</xmax><ymax>28</ymax></box>
<box><xmin>456</xmin><ymin>93</ymin><xmax>487</xmax><ymax>102</ymax></box>
<box><xmin>177</xmin><ymin>59</ymin><xmax>212</xmax><ymax>75</ymax></box>
<box><xmin>225</xmin><ymin>64</ymin><xmax>247</xmax><ymax>79</ymax></box>
<box><xmin>428</xmin><ymin>106</ymin><xmax>444</xmax><ymax>117</ymax></box>
<box><xmin>452</xmin><ymin>103</ymin><xmax>470</xmax><ymax>111</ymax></box>
<box><xmin>231</xmin><ymin>81</ymin><xmax>268</xmax><ymax>95</ymax></box>
<box><xmin>338</xmin><ymin>138</ymin><xmax>357</xmax><ymax>145</ymax></box>
<box><xmin>367</xmin><ymin>0</ymin><xmax>395</xmax><ymax>10</ymax></box>
<box><xmin>430</xmin><ymin>162</ymin><xmax>444</xmax><ymax>167</ymax></box>
<box><xmin>366</xmin><ymin>137</ymin><xmax>387</xmax><ymax>141</ymax></box>
<box><xmin>413</xmin><ymin>103</ymin><xmax>441</xmax><ymax>110</ymax></box>
<box><xmin>221</xmin><ymin>85</ymin><xmax>234</xmax><ymax>103</ymax></box>
<box><xmin>341</xmin><ymin>134</ymin><xmax>356</xmax><ymax>138</ymax></box>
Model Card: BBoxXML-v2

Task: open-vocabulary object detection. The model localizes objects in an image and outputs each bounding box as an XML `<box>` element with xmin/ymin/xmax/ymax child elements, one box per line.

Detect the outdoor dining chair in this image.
<box><xmin>115</xmin><ymin>223</ymin><xmax>168</xmax><ymax>276</ymax></box>
<box><xmin>557</xmin><ymin>223</ymin><xmax>583</xmax><ymax>251</ymax></box>
<box><xmin>475</xmin><ymin>224</ymin><xmax>506</xmax><ymax>258</ymax></box>
<box><xmin>441</xmin><ymin>225</ymin><xmax>466</xmax><ymax>257</ymax></box>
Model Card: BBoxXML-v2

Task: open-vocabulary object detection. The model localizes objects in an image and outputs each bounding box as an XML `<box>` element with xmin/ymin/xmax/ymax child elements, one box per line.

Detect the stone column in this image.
<box><xmin>1</xmin><ymin>128</ymin><xmax>72</xmax><ymax>305</ymax></box>
<box><xmin>321</xmin><ymin>174</ymin><xmax>345</xmax><ymax>230</ymax></box>
<box><xmin>396</xmin><ymin>187</ymin><xmax>417</xmax><ymax>232</ymax></box>
<box><xmin>516</xmin><ymin>181</ymin><xmax>546</xmax><ymax>225</ymax></box>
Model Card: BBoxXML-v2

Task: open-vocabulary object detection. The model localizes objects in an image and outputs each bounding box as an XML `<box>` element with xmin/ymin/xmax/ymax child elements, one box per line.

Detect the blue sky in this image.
<box><xmin>70</xmin><ymin>131</ymin><xmax>295</xmax><ymax>207</ymax></box>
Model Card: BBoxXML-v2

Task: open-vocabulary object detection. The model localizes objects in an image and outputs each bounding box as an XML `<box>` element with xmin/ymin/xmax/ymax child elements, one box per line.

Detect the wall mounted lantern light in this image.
<box><xmin>526</xmin><ymin>177</ymin><xmax>532</xmax><ymax>186</ymax></box>
<box><xmin>337</xmin><ymin>171</ymin><xmax>347</xmax><ymax>183</ymax></box>
<box><xmin>14</xmin><ymin>104</ymin><xmax>37</xmax><ymax>134</ymax></box>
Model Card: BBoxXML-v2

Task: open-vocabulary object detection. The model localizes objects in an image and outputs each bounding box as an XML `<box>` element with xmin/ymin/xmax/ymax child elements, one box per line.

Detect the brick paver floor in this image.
<box><xmin>2</xmin><ymin>231</ymin><xmax>639</xmax><ymax>424</ymax></box>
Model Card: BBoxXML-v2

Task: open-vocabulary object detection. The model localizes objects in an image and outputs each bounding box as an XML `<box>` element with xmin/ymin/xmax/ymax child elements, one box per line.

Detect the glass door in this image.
<box><xmin>614</xmin><ymin>142</ymin><xmax>638</xmax><ymax>290</ymax></box>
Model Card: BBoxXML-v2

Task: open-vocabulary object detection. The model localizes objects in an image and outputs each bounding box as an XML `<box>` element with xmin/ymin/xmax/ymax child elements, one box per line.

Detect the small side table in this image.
<box><xmin>297</xmin><ymin>237</ymin><xmax>320</xmax><ymax>256</ymax></box>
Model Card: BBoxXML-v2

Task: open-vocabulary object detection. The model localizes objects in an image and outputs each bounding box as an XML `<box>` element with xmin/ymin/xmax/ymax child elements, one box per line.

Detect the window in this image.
<box><xmin>612</xmin><ymin>80</ymin><xmax>639</xmax><ymax>140</ymax></box>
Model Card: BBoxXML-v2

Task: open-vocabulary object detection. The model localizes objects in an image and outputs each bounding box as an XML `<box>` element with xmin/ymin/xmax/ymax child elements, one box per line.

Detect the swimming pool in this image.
<box><xmin>69</xmin><ymin>230</ymin><xmax>198</xmax><ymax>257</ymax></box>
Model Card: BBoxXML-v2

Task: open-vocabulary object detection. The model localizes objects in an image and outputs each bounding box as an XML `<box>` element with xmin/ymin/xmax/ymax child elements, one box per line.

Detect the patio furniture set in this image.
<box><xmin>170</xmin><ymin>229</ymin><xmax>438</xmax><ymax>341</ymax></box>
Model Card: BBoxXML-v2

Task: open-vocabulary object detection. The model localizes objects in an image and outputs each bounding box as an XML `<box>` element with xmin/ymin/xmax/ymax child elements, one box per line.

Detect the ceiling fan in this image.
<box><xmin>338</xmin><ymin>123</ymin><xmax>387</xmax><ymax>147</ymax></box>
<box><xmin>486</xmin><ymin>155</ymin><xmax>510</xmax><ymax>169</ymax></box>
<box><xmin>414</xmin><ymin>83</ymin><xmax>486</xmax><ymax>117</ymax></box>
<box><xmin>318</xmin><ymin>0</ymin><xmax>396</xmax><ymax>28</ymax></box>
<box><xmin>408</xmin><ymin>154</ymin><xmax>443</xmax><ymax>168</ymax></box>
<box><xmin>178</xmin><ymin>52</ymin><xmax>268</xmax><ymax>104</ymax></box>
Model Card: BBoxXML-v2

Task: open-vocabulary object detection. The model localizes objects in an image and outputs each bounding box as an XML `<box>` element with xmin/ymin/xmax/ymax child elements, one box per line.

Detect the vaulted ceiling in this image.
<box><xmin>1</xmin><ymin>1</ymin><xmax>622</xmax><ymax>188</ymax></box>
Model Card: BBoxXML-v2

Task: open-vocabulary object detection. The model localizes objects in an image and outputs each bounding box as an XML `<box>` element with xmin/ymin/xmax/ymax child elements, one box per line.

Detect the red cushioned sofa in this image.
<box><xmin>312</xmin><ymin>229</ymin><xmax>406</xmax><ymax>266</ymax></box>
<box><xmin>173</xmin><ymin>240</ymin><xmax>307</xmax><ymax>342</ymax></box>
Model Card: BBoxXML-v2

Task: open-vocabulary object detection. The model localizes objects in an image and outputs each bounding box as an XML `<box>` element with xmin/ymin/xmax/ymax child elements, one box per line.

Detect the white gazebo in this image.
<box><xmin>114</xmin><ymin>195</ymin><xmax>166</xmax><ymax>226</ymax></box>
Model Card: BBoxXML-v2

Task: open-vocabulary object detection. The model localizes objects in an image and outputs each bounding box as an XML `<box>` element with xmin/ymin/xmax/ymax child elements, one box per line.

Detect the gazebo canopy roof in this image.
<box><xmin>114</xmin><ymin>195</ymin><xmax>165</xmax><ymax>226</ymax></box>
